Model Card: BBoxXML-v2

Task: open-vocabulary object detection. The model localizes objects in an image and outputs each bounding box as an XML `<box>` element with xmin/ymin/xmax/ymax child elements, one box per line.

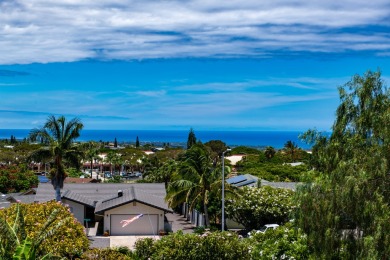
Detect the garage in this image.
<box><xmin>110</xmin><ymin>214</ymin><xmax>159</xmax><ymax>235</ymax></box>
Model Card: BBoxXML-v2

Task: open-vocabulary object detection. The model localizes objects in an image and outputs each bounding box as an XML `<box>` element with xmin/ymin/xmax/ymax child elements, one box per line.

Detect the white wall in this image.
<box><xmin>104</xmin><ymin>201</ymin><xmax>164</xmax><ymax>234</ymax></box>
<box><xmin>62</xmin><ymin>199</ymin><xmax>85</xmax><ymax>224</ymax></box>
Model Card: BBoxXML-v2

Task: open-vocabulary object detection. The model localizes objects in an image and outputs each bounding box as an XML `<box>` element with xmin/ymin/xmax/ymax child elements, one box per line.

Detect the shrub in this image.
<box><xmin>226</xmin><ymin>186</ymin><xmax>296</xmax><ymax>230</ymax></box>
<box><xmin>0</xmin><ymin>201</ymin><xmax>89</xmax><ymax>258</ymax></box>
<box><xmin>134</xmin><ymin>231</ymin><xmax>249</xmax><ymax>260</ymax></box>
<box><xmin>0</xmin><ymin>164</ymin><xmax>38</xmax><ymax>193</ymax></box>
<box><xmin>247</xmin><ymin>223</ymin><xmax>310</xmax><ymax>259</ymax></box>
<box><xmin>79</xmin><ymin>248</ymin><xmax>131</xmax><ymax>260</ymax></box>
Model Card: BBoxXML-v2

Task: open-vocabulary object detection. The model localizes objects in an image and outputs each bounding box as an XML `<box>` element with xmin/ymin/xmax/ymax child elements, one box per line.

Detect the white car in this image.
<box><xmin>248</xmin><ymin>224</ymin><xmax>280</xmax><ymax>237</ymax></box>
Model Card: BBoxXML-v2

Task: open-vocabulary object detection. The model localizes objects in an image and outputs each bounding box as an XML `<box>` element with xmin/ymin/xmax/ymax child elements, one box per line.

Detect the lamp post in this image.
<box><xmin>222</xmin><ymin>148</ymin><xmax>231</xmax><ymax>231</ymax></box>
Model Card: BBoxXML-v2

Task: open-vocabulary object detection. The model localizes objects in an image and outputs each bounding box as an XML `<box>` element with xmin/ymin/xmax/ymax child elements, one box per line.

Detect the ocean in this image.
<box><xmin>0</xmin><ymin>129</ymin><xmax>311</xmax><ymax>149</ymax></box>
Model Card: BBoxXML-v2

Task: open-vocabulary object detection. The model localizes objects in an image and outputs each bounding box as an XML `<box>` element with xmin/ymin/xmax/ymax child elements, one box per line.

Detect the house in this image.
<box><xmin>226</xmin><ymin>174</ymin><xmax>299</xmax><ymax>190</ymax></box>
<box><xmin>226</xmin><ymin>174</ymin><xmax>259</xmax><ymax>187</ymax></box>
<box><xmin>34</xmin><ymin>183</ymin><xmax>172</xmax><ymax>236</ymax></box>
<box><xmin>0</xmin><ymin>189</ymin><xmax>37</xmax><ymax>208</ymax></box>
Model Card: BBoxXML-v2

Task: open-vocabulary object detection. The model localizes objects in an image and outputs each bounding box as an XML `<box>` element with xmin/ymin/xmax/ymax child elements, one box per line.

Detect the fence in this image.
<box><xmin>181</xmin><ymin>202</ymin><xmax>205</xmax><ymax>227</ymax></box>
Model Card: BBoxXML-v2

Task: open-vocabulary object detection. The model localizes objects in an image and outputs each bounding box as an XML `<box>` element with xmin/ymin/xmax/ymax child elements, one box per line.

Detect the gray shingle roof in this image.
<box><xmin>261</xmin><ymin>181</ymin><xmax>299</xmax><ymax>191</ymax></box>
<box><xmin>62</xmin><ymin>190</ymin><xmax>96</xmax><ymax>207</ymax></box>
<box><xmin>8</xmin><ymin>194</ymin><xmax>36</xmax><ymax>204</ymax></box>
<box><xmin>95</xmin><ymin>186</ymin><xmax>171</xmax><ymax>214</ymax></box>
<box><xmin>35</xmin><ymin>183</ymin><xmax>171</xmax><ymax>213</ymax></box>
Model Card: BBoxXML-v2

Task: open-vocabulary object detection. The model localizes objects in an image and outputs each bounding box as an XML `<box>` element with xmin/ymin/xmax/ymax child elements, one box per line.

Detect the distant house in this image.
<box><xmin>226</xmin><ymin>174</ymin><xmax>259</xmax><ymax>188</ymax></box>
<box><xmin>0</xmin><ymin>188</ymin><xmax>37</xmax><ymax>208</ymax></box>
<box><xmin>226</xmin><ymin>174</ymin><xmax>299</xmax><ymax>191</ymax></box>
<box><xmin>34</xmin><ymin>183</ymin><xmax>172</xmax><ymax>236</ymax></box>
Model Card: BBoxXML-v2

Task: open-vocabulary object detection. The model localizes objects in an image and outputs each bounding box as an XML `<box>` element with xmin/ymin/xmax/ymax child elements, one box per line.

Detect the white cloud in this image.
<box><xmin>0</xmin><ymin>0</ymin><xmax>389</xmax><ymax>64</ymax></box>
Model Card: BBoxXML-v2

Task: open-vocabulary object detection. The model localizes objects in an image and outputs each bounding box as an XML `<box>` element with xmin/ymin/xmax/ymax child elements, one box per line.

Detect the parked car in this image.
<box><xmin>104</xmin><ymin>172</ymin><xmax>112</xmax><ymax>179</ymax></box>
<box><xmin>248</xmin><ymin>224</ymin><xmax>280</xmax><ymax>237</ymax></box>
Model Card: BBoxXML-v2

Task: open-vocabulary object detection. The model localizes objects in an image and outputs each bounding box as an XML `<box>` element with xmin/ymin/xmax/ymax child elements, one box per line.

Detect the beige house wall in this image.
<box><xmin>62</xmin><ymin>199</ymin><xmax>85</xmax><ymax>224</ymax></box>
<box><xmin>104</xmin><ymin>201</ymin><xmax>164</xmax><ymax>234</ymax></box>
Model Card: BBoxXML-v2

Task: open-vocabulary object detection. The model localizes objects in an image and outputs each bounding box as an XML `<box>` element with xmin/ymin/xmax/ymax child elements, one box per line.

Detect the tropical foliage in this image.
<box><xmin>0</xmin><ymin>165</ymin><xmax>38</xmax><ymax>193</ymax></box>
<box><xmin>0</xmin><ymin>201</ymin><xmax>89</xmax><ymax>259</ymax></box>
<box><xmin>133</xmin><ymin>231</ymin><xmax>249</xmax><ymax>260</ymax></box>
<box><xmin>186</xmin><ymin>128</ymin><xmax>197</xmax><ymax>149</ymax></box>
<box><xmin>80</xmin><ymin>248</ymin><xmax>131</xmax><ymax>260</ymax></box>
<box><xmin>29</xmin><ymin>115</ymin><xmax>84</xmax><ymax>201</ymax></box>
<box><xmin>226</xmin><ymin>186</ymin><xmax>296</xmax><ymax>230</ymax></box>
<box><xmin>296</xmin><ymin>70</ymin><xmax>390</xmax><ymax>259</ymax></box>
<box><xmin>236</xmin><ymin>154</ymin><xmax>308</xmax><ymax>181</ymax></box>
<box><xmin>248</xmin><ymin>223</ymin><xmax>310</xmax><ymax>259</ymax></box>
<box><xmin>166</xmin><ymin>144</ymin><xmax>235</xmax><ymax>227</ymax></box>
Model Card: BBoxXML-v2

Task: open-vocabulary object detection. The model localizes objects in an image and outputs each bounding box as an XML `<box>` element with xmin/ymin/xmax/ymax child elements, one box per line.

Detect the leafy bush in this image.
<box><xmin>226</xmin><ymin>186</ymin><xmax>296</xmax><ymax>230</ymax></box>
<box><xmin>247</xmin><ymin>223</ymin><xmax>310</xmax><ymax>259</ymax></box>
<box><xmin>240</xmin><ymin>163</ymin><xmax>308</xmax><ymax>182</ymax></box>
<box><xmin>0</xmin><ymin>201</ymin><xmax>89</xmax><ymax>258</ymax></box>
<box><xmin>134</xmin><ymin>231</ymin><xmax>249</xmax><ymax>260</ymax></box>
<box><xmin>0</xmin><ymin>164</ymin><xmax>38</xmax><ymax>193</ymax></box>
<box><xmin>79</xmin><ymin>248</ymin><xmax>131</xmax><ymax>260</ymax></box>
<box><xmin>67</xmin><ymin>167</ymin><xmax>84</xmax><ymax>177</ymax></box>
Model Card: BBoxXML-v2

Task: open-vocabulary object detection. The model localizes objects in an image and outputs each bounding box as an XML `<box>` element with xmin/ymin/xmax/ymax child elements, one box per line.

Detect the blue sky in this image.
<box><xmin>0</xmin><ymin>0</ymin><xmax>389</xmax><ymax>131</ymax></box>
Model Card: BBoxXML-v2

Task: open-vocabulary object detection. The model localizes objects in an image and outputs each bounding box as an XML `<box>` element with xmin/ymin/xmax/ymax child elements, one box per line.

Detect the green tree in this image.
<box><xmin>204</xmin><ymin>140</ymin><xmax>227</xmax><ymax>157</ymax></box>
<box><xmin>166</xmin><ymin>144</ymin><xmax>224</xmax><ymax>227</ymax></box>
<box><xmin>29</xmin><ymin>115</ymin><xmax>83</xmax><ymax>201</ymax></box>
<box><xmin>0</xmin><ymin>165</ymin><xmax>38</xmax><ymax>193</ymax></box>
<box><xmin>136</xmin><ymin>136</ymin><xmax>140</xmax><ymax>148</ymax></box>
<box><xmin>296</xmin><ymin>70</ymin><xmax>390</xmax><ymax>259</ymax></box>
<box><xmin>284</xmin><ymin>140</ymin><xmax>298</xmax><ymax>162</ymax></box>
<box><xmin>186</xmin><ymin>128</ymin><xmax>197</xmax><ymax>149</ymax></box>
<box><xmin>105</xmin><ymin>151</ymin><xmax>119</xmax><ymax>175</ymax></box>
<box><xmin>81</xmin><ymin>141</ymin><xmax>99</xmax><ymax>175</ymax></box>
<box><xmin>226</xmin><ymin>186</ymin><xmax>296</xmax><ymax>230</ymax></box>
<box><xmin>264</xmin><ymin>146</ymin><xmax>276</xmax><ymax>160</ymax></box>
<box><xmin>248</xmin><ymin>223</ymin><xmax>310</xmax><ymax>259</ymax></box>
<box><xmin>144</xmin><ymin>159</ymin><xmax>177</xmax><ymax>189</ymax></box>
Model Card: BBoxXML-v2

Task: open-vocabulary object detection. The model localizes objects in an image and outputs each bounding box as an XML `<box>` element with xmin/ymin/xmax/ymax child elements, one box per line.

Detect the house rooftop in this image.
<box><xmin>35</xmin><ymin>183</ymin><xmax>170</xmax><ymax>213</ymax></box>
<box><xmin>227</xmin><ymin>174</ymin><xmax>299</xmax><ymax>190</ymax></box>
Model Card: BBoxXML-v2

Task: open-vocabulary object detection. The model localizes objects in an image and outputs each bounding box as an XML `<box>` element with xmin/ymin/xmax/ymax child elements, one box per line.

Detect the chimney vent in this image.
<box><xmin>118</xmin><ymin>190</ymin><xmax>123</xmax><ymax>197</ymax></box>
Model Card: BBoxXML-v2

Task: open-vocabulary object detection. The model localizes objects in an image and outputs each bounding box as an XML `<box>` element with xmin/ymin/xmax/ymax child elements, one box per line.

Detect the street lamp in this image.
<box><xmin>222</xmin><ymin>148</ymin><xmax>231</xmax><ymax>231</ymax></box>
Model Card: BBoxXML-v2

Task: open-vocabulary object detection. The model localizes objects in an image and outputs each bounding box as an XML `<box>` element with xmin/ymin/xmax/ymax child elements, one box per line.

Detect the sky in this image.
<box><xmin>0</xmin><ymin>0</ymin><xmax>389</xmax><ymax>131</ymax></box>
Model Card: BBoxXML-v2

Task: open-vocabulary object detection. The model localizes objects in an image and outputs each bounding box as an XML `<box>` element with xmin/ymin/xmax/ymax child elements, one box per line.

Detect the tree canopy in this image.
<box><xmin>186</xmin><ymin>128</ymin><xmax>197</xmax><ymax>149</ymax></box>
<box><xmin>296</xmin><ymin>70</ymin><xmax>390</xmax><ymax>259</ymax></box>
<box><xmin>226</xmin><ymin>186</ymin><xmax>296</xmax><ymax>230</ymax></box>
<box><xmin>29</xmin><ymin>115</ymin><xmax>83</xmax><ymax>201</ymax></box>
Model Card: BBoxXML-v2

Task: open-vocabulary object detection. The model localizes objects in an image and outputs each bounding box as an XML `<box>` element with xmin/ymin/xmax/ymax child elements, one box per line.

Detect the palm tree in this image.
<box><xmin>284</xmin><ymin>140</ymin><xmax>298</xmax><ymax>162</ymax></box>
<box><xmin>264</xmin><ymin>146</ymin><xmax>276</xmax><ymax>160</ymax></box>
<box><xmin>166</xmin><ymin>144</ymin><xmax>221</xmax><ymax>227</ymax></box>
<box><xmin>29</xmin><ymin>115</ymin><xmax>83</xmax><ymax>201</ymax></box>
<box><xmin>81</xmin><ymin>141</ymin><xmax>99</xmax><ymax>177</ymax></box>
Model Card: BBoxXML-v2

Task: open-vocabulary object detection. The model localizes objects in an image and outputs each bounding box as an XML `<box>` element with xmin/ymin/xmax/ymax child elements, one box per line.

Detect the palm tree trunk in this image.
<box><xmin>203</xmin><ymin>201</ymin><xmax>210</xmax><ymax>227</ymax></box>
<box><xmin>55</xmin><ymin>185</ymin><xmax>61</xmax><ymax>202</ymax></box>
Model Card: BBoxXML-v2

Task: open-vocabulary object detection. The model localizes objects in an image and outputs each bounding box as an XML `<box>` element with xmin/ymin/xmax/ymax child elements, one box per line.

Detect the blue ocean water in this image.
<box><xmin>0</xmin><ymin>129</ymin><xmax>311</xmax><ymax>149</ymax></box>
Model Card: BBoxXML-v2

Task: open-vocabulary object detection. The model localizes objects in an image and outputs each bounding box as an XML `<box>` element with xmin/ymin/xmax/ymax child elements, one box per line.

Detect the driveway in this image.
<box><xmin>89</xmin><ymin>212</ymin><xmax>195</xmax><ymax>249</ymax></box>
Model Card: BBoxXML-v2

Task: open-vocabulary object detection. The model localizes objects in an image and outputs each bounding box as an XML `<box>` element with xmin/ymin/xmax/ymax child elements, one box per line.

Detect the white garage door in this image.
<box><xmin>110</xmin><ymin>214</ymin><xmax>159</xmax><ymax>235</ymax></box>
